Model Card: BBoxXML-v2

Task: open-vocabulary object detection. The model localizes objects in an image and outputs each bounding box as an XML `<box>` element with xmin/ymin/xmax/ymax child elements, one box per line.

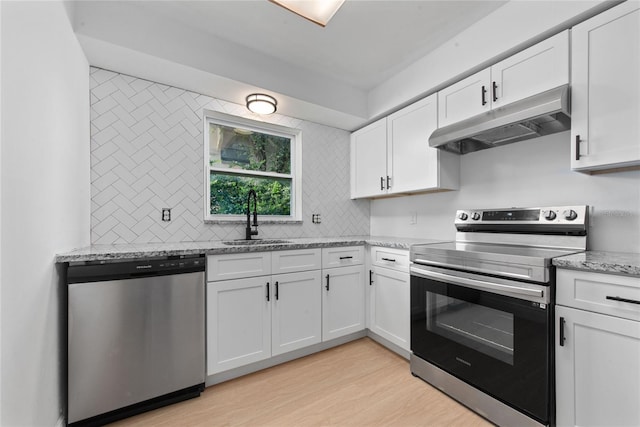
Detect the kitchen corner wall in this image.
<box><xmin>89</xmin><ymin>67</ymin><xmax>369</xmax><ymax>244</ymax></box>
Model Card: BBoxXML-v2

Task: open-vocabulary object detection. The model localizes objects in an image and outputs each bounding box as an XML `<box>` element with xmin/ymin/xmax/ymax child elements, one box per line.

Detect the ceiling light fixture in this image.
<box><xmin>269</xmin><ymin>0</ymin><xmax>346</xmax><ymax>27</ymax></box>
<box><xmin>246</xmin><ymin>93</ymin><xmax>277</xmax><ymax>115</ymax></box>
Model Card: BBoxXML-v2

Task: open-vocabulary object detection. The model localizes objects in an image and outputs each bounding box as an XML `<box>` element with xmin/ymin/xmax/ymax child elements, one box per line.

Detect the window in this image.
<box><xmin>204</xmin><ymin>111</ymin><xmax>302</xmax><ymax>222</ymax></box>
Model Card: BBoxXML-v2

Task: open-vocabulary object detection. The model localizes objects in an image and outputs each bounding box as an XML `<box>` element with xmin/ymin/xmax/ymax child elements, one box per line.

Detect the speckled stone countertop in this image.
<box><xmin>56</xmin><ymin>236</ymin><xmax>446</xmax><ymax>263</ymax></box>
<box><xmin>553</xmin><ymin>251</ymin><xmax>640</xmax><ymax>277</ymax></box>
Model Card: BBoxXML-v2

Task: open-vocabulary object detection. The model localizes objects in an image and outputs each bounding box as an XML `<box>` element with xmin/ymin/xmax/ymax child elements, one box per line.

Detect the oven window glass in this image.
<box><xmin>426</xmin><ymin>292</ymin><xmax>514</xmax><ymax>365</ymax></box>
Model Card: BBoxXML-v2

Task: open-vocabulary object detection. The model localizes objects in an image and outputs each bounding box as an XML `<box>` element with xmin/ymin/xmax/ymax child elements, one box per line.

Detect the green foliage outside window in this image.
<box><xmin>210</xmin><ymin>172</ymin><xmax>291</xmax><ymax>216</ymax></box>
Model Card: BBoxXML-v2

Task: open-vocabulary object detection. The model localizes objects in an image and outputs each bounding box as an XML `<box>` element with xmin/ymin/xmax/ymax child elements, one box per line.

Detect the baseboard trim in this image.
<box><xmin>366</xmin><ymin>330</ymin><xmax>410</xmax><ymax>360</ymax></box>
<box><xmin>206</xmin><ymin>330</ymin><xmax>367</xmax><ymax>386</ymax></box>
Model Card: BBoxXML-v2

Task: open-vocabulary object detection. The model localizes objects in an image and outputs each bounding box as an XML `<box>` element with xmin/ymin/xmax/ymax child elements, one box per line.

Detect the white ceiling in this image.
<box><xmin>131</xmin><ymin>0</ymin><xmax>507</xmax><ymax>91</ymax></box>
<box><xmin>73</xmin><ymin>0</ymin><xmax>508</xmax><ymax>128</ymax></box>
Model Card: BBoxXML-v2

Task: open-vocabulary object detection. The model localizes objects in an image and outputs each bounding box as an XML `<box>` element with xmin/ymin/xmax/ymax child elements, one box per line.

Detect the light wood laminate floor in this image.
<box><xmin>111</xmin><ymin>338</ymin><xmax>492</xmax><ymax>426</ymax></box>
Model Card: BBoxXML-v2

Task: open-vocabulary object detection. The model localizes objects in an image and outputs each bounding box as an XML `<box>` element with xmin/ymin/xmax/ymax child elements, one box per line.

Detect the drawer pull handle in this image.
<box><xmin>339</xmin><ymin>256</ymin><xmax>353</xmax><ymax>260</ymax></box>
<box><xmin>266</xmin><ymin>282</ymin><xmax>270</xmax><ymax>302</ymax></box>
<box><xmin>369</xmin><ymin>270</ymin><xmax>374</xmax><ymax>286</ymax></box>
<box><xmin>481</xmin><ymin>85</ymin><xmax>487</xmax><ymax>106</ymax></box>
<box><xmin>575</xmin><ymin>135</ymin><xmax>581</xmax><ymax>161</ymax></box>
<box><xmin>275</xmin><ymin>281</ymin><xmax>279</xmax><ymax>301</ymax></box>
<box><xmin>492</xmin><ymin>81</ymin><xmax>498</xmax><ymax>102</ymax></box>
<box><xmin>606</xmin><ymin>296</ymin><xmax>640</xmax><ymax>305</ymax></box>
<box><xmin>380</xmin><ymin>177</ymin><xmax>385</xmax><ymax>191</ymax></box>
<box><xmin>559</xmin><ymin>317</ymin><xmax>566</xmax><ymax>347</ymax></box>
<box><xmin>381</xmin><ymin>257</ymin><xmax>396</xmax><ymax>263</ymax></box>
<box><xmin>326</xmin><ymin>274</ymin><xmax>330</xmax><ymax>291</ymax></box>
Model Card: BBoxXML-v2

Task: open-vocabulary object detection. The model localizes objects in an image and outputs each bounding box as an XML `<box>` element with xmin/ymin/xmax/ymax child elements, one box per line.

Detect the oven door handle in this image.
<box><xmin>410</xmin><ymin>266</ymin><xmax>544</xmax><ymax>299</ymax></box>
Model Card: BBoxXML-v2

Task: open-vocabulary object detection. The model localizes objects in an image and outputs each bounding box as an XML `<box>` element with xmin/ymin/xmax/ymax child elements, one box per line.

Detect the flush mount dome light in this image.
<box><xmin>246</xmin><ymin>93</ymin><xmax>277</xmax><ymax>115</ymax></box>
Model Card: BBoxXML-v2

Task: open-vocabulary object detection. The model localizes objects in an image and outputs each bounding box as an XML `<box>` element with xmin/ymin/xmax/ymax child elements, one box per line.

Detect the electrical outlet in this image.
<box><xmin>312</xmin><ymin>213</ymin><xmax>321</xmax><ymax>224</ymax></box>
<box><xmin>410</xmin><ymin>211</ymin><xmax>417</xmax><ymax>225</ymax></box>
<box><xmin>162</xmin><ymin>208</ymin><xmax>171</xmax><ymax>221</ymax></box>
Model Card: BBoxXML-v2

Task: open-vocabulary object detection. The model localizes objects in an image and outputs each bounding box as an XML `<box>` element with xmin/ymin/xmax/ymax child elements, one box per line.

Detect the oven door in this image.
<box><xmin>410</xmin><ymin>264</ymin><xmax>552</xmax><ymax>424</ymax></box>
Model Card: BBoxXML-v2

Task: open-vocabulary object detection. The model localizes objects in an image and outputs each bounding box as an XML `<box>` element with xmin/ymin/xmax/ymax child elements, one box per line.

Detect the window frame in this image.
<box><xmin>203</xmin><ymin>110</ymin><xmax>302</xmax><ymax>223</ymax></box>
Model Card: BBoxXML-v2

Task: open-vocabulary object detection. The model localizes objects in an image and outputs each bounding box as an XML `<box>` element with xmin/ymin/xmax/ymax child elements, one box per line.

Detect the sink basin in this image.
<box><xmin>222</xmin><ymin>239</ymin><xmax>292</xmax><ymax>246</ymax></box>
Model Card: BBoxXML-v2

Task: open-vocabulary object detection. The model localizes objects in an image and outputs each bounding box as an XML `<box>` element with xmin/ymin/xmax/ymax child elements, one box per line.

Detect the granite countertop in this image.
<box><xmin>56</xmin><ymin>236</ymin><xmax>446</xmax><ymax>263</ymax></box>
<box><xmin>553</xmin><ymin>251</ymin><xmax>640</xmax><ymax>277</ymax></box>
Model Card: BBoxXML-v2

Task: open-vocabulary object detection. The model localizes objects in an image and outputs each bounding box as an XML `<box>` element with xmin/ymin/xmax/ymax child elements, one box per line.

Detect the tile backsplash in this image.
<box><xmin>90</xmin><ymin>67</ymin><xmax>369</xmax><ymax>244</ymax></box>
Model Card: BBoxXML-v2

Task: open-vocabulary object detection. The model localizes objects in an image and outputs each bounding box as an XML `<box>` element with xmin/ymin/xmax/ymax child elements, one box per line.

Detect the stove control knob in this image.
<box><xmin>471</xmin><ymin>212</ymin><xmax>481</xmax><ymax>221</ymax></box>
<box><xmin>543</xmin><ymin>210</ymin><xmax>557</xmax><ymax>221</ymax></box>
<box><xmin>458</xmin><ymin>212</ymin><xmax>469</xmax><ymax>221</ymax></box>
<box><xmin>563</xmin><ymin>209</ymin><xmax>578</xmax><ymax>221</ymax></box>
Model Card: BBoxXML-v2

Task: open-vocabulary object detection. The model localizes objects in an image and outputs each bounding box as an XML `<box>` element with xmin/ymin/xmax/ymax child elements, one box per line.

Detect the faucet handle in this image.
<box><xmin>252</xmin><ymin>211</ymin><xmax>258</xmax><ymax>227</ymax></box>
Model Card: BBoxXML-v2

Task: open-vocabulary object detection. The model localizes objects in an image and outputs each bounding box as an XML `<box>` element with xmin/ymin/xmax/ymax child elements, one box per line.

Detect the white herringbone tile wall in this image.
<box><xmin>90</xmin><ymin>67</ymin><xmax>370</xmax><ymax>244</ymax></box>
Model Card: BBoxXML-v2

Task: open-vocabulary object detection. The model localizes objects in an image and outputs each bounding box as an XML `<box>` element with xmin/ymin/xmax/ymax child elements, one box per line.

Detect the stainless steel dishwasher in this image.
<box><xmin>65</xmin><ymin>255</ymin><xmax>205</xmax><ymax>426</ymax></box>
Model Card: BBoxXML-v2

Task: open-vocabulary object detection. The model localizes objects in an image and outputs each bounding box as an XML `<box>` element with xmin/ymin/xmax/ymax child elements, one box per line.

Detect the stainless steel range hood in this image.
<box><xmin>429</xmin><ymin>85</ymin><xmax>571</xmax><ymax>155</ymax></box>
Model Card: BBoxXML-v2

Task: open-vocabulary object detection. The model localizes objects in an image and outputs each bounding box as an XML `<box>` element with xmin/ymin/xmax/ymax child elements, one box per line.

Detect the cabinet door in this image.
<box><xmin>370</xmin><ymin>266</ymin><xmax>410</xmax><ymax>351</ymax></box>
<box><xmin>271</xmin><ymin>270</ymin><xmax>322</xmax><ymax>356</ymax></box>
<box><xmin>387</xmin><ymin>94</ymin><xmax>441</xmax><ymax>193</ymax></box>
<box><xmin>571</xmin><ymin>2</ymin><xmax>640</xmax><ymax>171</ymax></box>
<box><xmin>322</xmin><ymin>265</ymin><xmax>365</xmax><ymax>341</ymax></box>
<box><xmin>350</xmin><ymin>117</ymin><xmax>388</xmax><ymax>198</ymax></box>
<box><xmin>438</xmin><ymin>68</ymin><xmax>491</xmax><ymax>127</ymax></box>
<box><xmin>207</xmin><ymin>277</ymin><xmax>271</xmax><ymax>375</ymax></box>
<box><xmin>556</xmin><ymin>306</ymin><xmax>640</xmax><ymax>427</ymax></box>
<box><xmin>492</xmin><ymin>31</ymin><xmax>569</xmax><ymax>108</ymax></box>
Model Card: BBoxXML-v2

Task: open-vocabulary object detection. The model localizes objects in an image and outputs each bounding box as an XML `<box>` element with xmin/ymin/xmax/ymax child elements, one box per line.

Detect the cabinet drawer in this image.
<box><xmin>207</xmin><ymin>252</ymin><xmax>271</xmax><ymax>281</ymax></box>
<box><xmin>272</xmin><ymin>249</ymin><xmax>321</xmax><ymax>274</ymax></box>
<box><xmin>557</xmin><ymin>269</ymin><xmax>640</xmax><ymax>321</ymax></box>
<box><xmin>322</xmin><ymin>246</ymin><xmax>364</xmax><ymax>269</ymax></box>
<box><xmin>371</xmin><ymin>247</ymin><xmax>409</xmax><ymax>272</ymax></box>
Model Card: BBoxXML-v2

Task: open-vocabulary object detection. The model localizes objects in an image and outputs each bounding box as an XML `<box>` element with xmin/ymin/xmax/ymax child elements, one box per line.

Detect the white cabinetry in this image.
<box><xmin>555</xmin><ymin>269</ymin><xmax>640</xmax><ymax>427</ymax></box>
<box><xmin>350</xmin><ymin>94</ymin><xmax>459</xmax><ymax>199</ymax></box>
<box><xmin>368</xmin><ymin>247</ymin><xmax>410</xmax><ymax>352</ymax></box>
<box><xmin>350</xmin><ymin>118</ymin><xmax>387</xmax><ymax>198</ymax></box>
<box><xmin>271</xmin><ymin>270</ymin><xmax>322</xmax><ymax>356</ymax></box>
<box><xmin>438</xmin><ymin>31</ymin><xmax>569</xmax><ymax>127</ymax></box>
<box><xmin>322</xmin><ymin>247</ymin><xmax>365</xmax><ymax>341</ymax></box>
<box><xmin>207</xmin><ymin>249</ymin><xmax>322</xmax><ymax>375</ymax></box>
<box><xmin>571</xmin><ymin>1</ymin><xmax>640</xmax><ymax>172</ymax></box>
<box><xmin>207</xmin><ymin>275</ymin><xmax>271</xmax><ymax>374</ymax></box>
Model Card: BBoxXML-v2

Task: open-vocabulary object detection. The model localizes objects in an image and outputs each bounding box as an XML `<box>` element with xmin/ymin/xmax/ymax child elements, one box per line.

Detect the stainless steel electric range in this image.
<box><xmin>410</xmin><ymin>206</ymin><xmax>589</xmax><ymax>427</ymax></box>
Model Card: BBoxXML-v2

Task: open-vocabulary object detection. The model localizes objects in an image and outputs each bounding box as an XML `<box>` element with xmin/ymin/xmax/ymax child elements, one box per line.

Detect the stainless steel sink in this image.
<box><xmin>222</xmin><ymin>239</ymin><xmax>292</xmax><ymax>245</ymax></box>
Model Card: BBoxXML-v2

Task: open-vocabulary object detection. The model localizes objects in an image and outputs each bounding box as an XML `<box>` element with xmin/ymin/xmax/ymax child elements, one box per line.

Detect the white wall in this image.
<box><xmin>0</xmin><ymin>2</ymin><xmax>3</xmax><ymax>423</ymax></box>
<box><xmin>371</xmin><ymin>132</ymin><xmax>640</xmax><ymax>253</ymax></box>
<box><xmin>1</xmin><ymin>1</ymin><xmax>90</xmax><ymax>425</ymax></box>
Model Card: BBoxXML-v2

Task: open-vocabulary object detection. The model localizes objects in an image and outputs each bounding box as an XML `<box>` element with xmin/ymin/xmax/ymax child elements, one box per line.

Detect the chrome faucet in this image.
<box><xmin>245</xmin><ymin>189</ymin><xmax>258</xmax><ymax>240</ymax></box>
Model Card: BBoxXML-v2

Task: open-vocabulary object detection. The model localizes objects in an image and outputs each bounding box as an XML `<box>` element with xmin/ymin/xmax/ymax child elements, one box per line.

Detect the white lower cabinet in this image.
<box><xmin>207</xmin><ymin>276</ymin><xmax>271</xmax><ymax>375</ymax></box>
<box><xmin>271</xmin><ymin>270</ymin><xmax>322</xmax><ymax>356</ymax></box>
<box><xmin>369</xmin><ymin>266</ymin><xmax>410</xmax><ymax>351</ymax></box>
<box><xmin>207</xmin><ymin>249</ymin><xmax>322</xmax><ymax>375</ymax></box>
<box><xmin>555</xmin><ymin>269</ymin><xmax>640</xmax><ymax>427</ymax></box>
<box><xmin>368</xmin><ymin>247</ymin><xmax>410</xmax><ymax>352</ymax></box>
<box><xmin>322</xmin><ymin>264</ymin><xmax>365</xmax><ymax>341</ymax></box>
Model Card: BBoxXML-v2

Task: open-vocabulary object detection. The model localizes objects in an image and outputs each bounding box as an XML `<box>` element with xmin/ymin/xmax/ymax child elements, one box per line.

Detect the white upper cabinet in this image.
<box><xmin>387</xmin><ymin>95</ymin><xmax>458</xmax><ymax>193</ymax></box>
<box><xmin>438</xmin><ymin>68</ymin><xmax>491</xmax><ymax>127</ymax></box>
<box><xmin>350</xmin><ymin>117</ymin><xmax>387</xmax><ymax>198</ymax></box>
<box><xmin>438</xmin><ymin>31</ymin><xmax>569</xmax><ymax>127</ymax></box>
<box><xmin>351</xmin><ymin>94</ymin><xmax>459</xmax><ymax>199</ymax></box>
<box><xmin>571</xmin><ymin>1</ymin><xmax>640</xmax><ymax>172</ymax></box>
